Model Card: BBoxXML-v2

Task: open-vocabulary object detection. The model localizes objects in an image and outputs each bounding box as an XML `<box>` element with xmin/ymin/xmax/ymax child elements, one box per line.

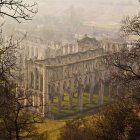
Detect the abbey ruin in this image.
<box><xmin>18</xmin><ymin>34</ymin><xmax>123</xmax><ymax>118</ymax></box>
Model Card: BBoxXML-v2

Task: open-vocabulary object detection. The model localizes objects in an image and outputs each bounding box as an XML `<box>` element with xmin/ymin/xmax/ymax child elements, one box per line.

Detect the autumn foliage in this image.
<box><xmin>58</xmin><ymin>102</ymin><xmax>140</xmax><ymax>140</ymax></box>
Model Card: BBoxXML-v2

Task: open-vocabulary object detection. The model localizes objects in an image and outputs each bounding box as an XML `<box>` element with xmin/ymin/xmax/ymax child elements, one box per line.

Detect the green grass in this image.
<box><xmin>24</xmin><ymin>119</ymin><xmax>65</xmax><ymax>140</ymax></box>
<box><xmin>26</xmin><ymin>92</ymin><xmax>112</xmax><ymax>140</ymax></box>
<box><xmin>25</xmin><ymin>87</ymin><xmax>113</xmax><ymax>140</ymax></box>
<box><xmin>36</xmin><ymin>119</ymin><xmax>65</xmax><ymax>140</ymax></box>
<box><xmin>51</xmin><ymin>91</ymin><xmax>113</xmax><ymax>120</ymax></box>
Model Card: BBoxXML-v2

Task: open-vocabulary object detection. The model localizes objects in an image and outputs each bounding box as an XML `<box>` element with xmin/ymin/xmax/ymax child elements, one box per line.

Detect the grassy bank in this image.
<box><xmin>25</xmin><ymin>90</ymin><xmax>113</xmax><ymax>140</ymax></box>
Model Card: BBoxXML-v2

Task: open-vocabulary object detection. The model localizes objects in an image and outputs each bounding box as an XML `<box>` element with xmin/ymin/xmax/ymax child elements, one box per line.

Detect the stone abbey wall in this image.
<box><xmin>22</xmin><ymin>35</ymin><xmax>123</xmax><ymax>117</ymax></box>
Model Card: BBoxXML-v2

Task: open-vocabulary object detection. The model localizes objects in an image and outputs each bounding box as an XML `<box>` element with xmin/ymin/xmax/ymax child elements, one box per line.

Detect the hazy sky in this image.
<box><xmin>36</xmin><ymin>0</ymin><xmax>139</xmax><ymax>17</ymax></box>
<box><xmin>3</xmin><ymin>0</ymin><xmax>139</xmax><ymax>34</ymax></box>
<box><xmin>35</xmin><ymin>0</ymin><xmax>139</xmax><ymax>29</ymax></box>
<box><xmin>37</xmin><ymin>0</ymin><xmax>139</xmax><ymax>4</ymax></box>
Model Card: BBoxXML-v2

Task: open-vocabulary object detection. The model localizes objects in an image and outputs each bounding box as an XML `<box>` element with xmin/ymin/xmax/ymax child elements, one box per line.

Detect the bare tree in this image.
<box><xmin>0</xmin><ymin>0</ymin><xmax>38</xmax><ymax>23</ymax></box>
<box><xmin>0</xmin><ymin>35</ymin><xmax>45</xmax><ymax>140</ymax></box>
<box><xmin>0</xmin><ymin>83</ymin><xmax>44</xmax><ymax>140</ymax></box>
<box><xmin>0</xmin><ymin>1</ymin><xmax>42</xmax><ymax>139</ymax></box>
<box><xmin>121</xmin><ymin>13</ymin><xmax>140</xmax><ymax>37</ymax></box>
<box><xmin>104</xmin><ymin>12</ymin><xmax>140</xmax><ymax>103</ymax></box>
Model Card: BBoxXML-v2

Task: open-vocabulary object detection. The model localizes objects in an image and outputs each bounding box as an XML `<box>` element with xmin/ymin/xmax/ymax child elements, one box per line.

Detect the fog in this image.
<box><xmin>3</xmin><ymin>0</ymin><xmax>140</xmax><ymax>41</ymax></box>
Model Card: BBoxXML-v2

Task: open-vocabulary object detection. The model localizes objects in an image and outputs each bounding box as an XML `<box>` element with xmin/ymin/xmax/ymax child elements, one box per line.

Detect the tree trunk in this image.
<box><xmin>15</xmin><ymin>122</ymin><xmax>19</xmax><ymax>140</ymax></box>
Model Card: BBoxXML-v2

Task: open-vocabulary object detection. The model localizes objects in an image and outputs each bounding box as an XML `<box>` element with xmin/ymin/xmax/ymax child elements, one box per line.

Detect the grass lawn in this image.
<box><xmin>25</xmin><ymin>88</ymin><xmax>113</xmax><ymax>140</ymax></box>
<box><xmin>24</xmin><ymin>119</ymin><xmax>65</xmax><ymax>140</ymax></box>
<box><xmin>26</xmin><ymin>92</ymin><xmax>112</xmax><ymax>140</ymax></box>
<box><xmin>51</xmin><ymin>91</ymin><xmax>113</xmax><ymax>120</ymax></box>
<box><xmin>37</xmin><ymin>119</ymin><xmax>65</xmax><ymax>140</ymax></box>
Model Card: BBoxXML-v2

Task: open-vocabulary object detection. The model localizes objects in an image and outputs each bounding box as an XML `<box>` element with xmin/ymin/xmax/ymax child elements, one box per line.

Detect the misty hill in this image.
<box><xmin>2</xmin><ymin>0</ymin><xmax>139</xmax><ymax>41</ymax></box>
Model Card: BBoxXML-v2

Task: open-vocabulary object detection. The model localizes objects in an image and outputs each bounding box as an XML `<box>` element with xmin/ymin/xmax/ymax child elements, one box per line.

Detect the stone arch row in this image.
<box><xmin>25</xmin><ymin>64</ymin><xmax>118</xmax><ymax>117</ymax></box>
<box><xmin>47</xmin><ymin>73</ymin><xmax>104</xmax><ymax>112</ymax></box>
<box><xmin>49</xmin><ymin>60</ymin><xmax>103</xmax><ymax>82</ymax></box>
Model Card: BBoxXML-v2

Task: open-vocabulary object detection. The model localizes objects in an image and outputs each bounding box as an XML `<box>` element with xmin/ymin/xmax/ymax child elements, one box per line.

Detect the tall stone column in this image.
<box><xmin>43</xmin><ymin>66</ymin><xmax>51</xmax><ymax>117</ymax></box>
<box><xmin>58</xmin><ymin>95</ymin><xmax>62</xmax><ymax>112</ymax></box>
<box><xmin>57</xmin><ymin>83</ymin><xmax>62</xmax><ymax>112</ymax></box>
<box><xmin>89</xmin><ymin>75</ymin><xmax>95</xmax><ymax>104</ymax></box>
<box><xmin>77</xmin><ymin>79</ymin><xmax>84</xmax><ymax>112</ymax></box>
<box><xmin>98</xmin><ymin>81</ymin><xmax>104</xmax><ymax>105</ymax></box>
<box><xmin>69</xmin><ymin>92</ymin><xmax>73</xmax><ymax>109</ymax></box>
<box><xmin>32</xmin><ymin>95</ymin><xmax>35</xmax><ymax>107</ymax></box>
<box><xmin>31</xmin><ymin>94</ymin><xmax>35</xmax><ymax>112</ymax></box>
<box><xmin>34</xmin><ymin>95</ymin><xmax>37</xmax><ymax>111</ymax></box>
<box><xmin>38</xmin><ymin>95</ymin><xmax>41</xmax><ymax>113</ymax></box>
<box><xmin>39</xmin><ymin>75</ymin><xmax>41</xmax><ymax>91</ymax></box>
<box><xmin>34</xmin><ymin>69</ymin><xmax>37</xmax><ymax>90</ymax></box>
<box><xmin>24</xmin><ymin>60</ymin><xmax>28</xmax><ymax>107</ymax></box>
<box><xmin>35</xmin><ymin>47</ymin><xmax>38</xmax><ymax>58</ymax></box>
<box><xmin>28</xmin><ymin>63</ymin><xmax>32</xmax><ymax>89</ymax></box>
<box><xmin>78</xmin><ymin>88</ymin><xmax>84</xmax><ymax>112</ymax></box>
<box><xmin>59</xmin><ymin>82</ymin><xmax>64</xmax><ymax>111</ymax></box>
<box><xmin>31</xmin><ymin>47</ymin><xmax>34</xmax><ymax>57</ymax></box>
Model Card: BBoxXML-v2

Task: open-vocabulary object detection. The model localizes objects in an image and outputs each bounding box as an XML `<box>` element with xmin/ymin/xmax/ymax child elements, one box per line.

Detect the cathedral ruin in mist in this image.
<box><xmin>18</xmin><ymin>34</ymin><xmax>123</xmax><ymax>118</ymax></box>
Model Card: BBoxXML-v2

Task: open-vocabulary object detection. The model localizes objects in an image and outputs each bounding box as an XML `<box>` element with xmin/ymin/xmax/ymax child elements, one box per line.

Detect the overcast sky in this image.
<box><xmin>36</xmin><ymin>0</ymin><xmax>139</xmax><ymax>25</ymax></box>
<box><xmin>36</xmin><ymin>0</ymin><xmax>139</xmax><ymax>15</ymax></box>
<box><xmin>37</xmin><ymin>0</ymin><xmax>139</xmax><ymax>4</ymax></box>
<box><xmin>4</xmin><ymin>0</ymin><xmax>139</xmax><ymax>32</ymax></box>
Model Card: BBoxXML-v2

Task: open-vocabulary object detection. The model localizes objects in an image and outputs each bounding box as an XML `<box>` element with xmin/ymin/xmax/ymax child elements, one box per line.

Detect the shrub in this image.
<box><xmin>58</xmin><ymin>102</ymin><xmax>140</xmax><ymax>140</ymax></box>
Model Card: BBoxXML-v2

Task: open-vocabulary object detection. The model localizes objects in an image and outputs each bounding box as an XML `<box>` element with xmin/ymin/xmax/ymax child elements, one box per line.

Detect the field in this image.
<box><xmin>51</xmin><ymin>83</ymin><xmax>112</xmax><ymax>119</ymax></box>
<box><xmin>27</xmin><ymin>88</ymin><xmax>113</xmax><ymax>140</ymax></box>
<box><xmin>33</xmin><ymin>119</ymin><xmax>65</xmax><ymax>140</ymax></box>
<box><xmin>51</xmin><ymin>93</ymin><xmax>112</xmax><ymax>120</ymax></box>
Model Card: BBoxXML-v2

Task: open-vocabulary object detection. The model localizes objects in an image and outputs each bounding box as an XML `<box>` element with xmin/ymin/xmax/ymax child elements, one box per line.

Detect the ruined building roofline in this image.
<box><xmin>100</xmin><ymin>39</ymin><xmax>123</xmax><ymax>44</ymax></box>
<box><xmin>29</xmin><ymin>50</ymin><xmax>119</xmax><ymax>69</ymax></box>
<box><xmin>33</xmin><ymin>55</ymin><xmax>102</xmax><ymax>68</ymax></box>
<box><xmin>77</xmin><ymin>34</ymin><xmax>123</xmax><ymax>45</ymax></box>
<box><xmin>77</xmin><ymin>35</ymin><xmax>98</xmax><ymax>44</ymax></box>
<box><xmin>33</xmin><ymin>51</ymin><xmax>119</xmax><ymax>68</ymax></box>
<box><xmin>34</xmin><ymin>47</ymin><xmax>103</xmax><ymax>63</ymax></box>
